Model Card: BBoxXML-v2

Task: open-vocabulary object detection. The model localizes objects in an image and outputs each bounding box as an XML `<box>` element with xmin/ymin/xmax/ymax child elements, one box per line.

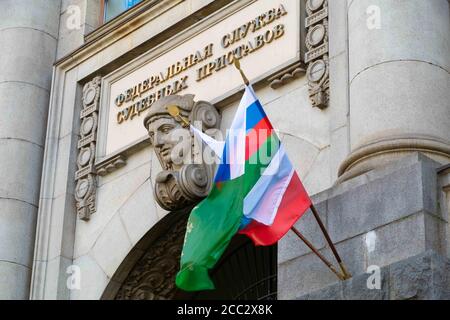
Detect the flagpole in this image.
<box><xmin>167</xmin><ymin>105</ymin><xmax>190</xmax><ymax>127</ymax></box>
<box><xmin>290</xmin><ymin>226</ymin><xmax>344</xmax><ymax>281</ymax></box>
<box><xmin>310</xmin><ymin>204</ymin><xmax>352</xmax><ymax>279</ymax></box>
<box><xmin>232</xmin><ymin>59</ymin><xmax>351</xmax><ymax>280</ymax></box>
<box><xmin>234</xmin><ymin>59</ymin><xmax>250</xmax><ymax>86</ymax></box>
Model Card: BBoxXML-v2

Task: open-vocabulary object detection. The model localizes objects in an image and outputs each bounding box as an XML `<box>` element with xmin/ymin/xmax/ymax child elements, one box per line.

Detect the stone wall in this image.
<box><xmin>25</xmin><ymin>0</ymin><xmax>450</xmax><ymax>300</ymax></box>
<box><xmin>34</xmin><ymin>0</ymin><xmax>317</xmax><ymax>300</ymax></box>
<box><xmin>341</xmin><ymin>0</ymin><xmax>450</xmax><ymax>179</ymax></box>
<box><xmin>57</xmin><ymin>0</ymin><xmax>102</xmax><ymax>59</ymax></box>
<box><xmin>278</xmin><ymin>153</ymin><xmax>450</xmax><ymax>299</ymax></box>
<box><xmin>0</xmin><ymin>0</ymin><xmax>61</xmax><ymax>299</ymax></box>
<box><xmin>298</xmin><ymin>250</ymin><xmax>450</xmax><ymax>300</ymax></box>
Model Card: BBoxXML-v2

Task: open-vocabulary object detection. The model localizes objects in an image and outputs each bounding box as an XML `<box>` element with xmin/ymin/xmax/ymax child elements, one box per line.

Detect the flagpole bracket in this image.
<box><xmin>167</xmin><ymin>105</ymin><xmax>190</xmax><ymax>128</ymax></box>
<box><xmin>233</xmin><ymin>59</ymin><xmax>250</xmax><ymax>86</ymax></box>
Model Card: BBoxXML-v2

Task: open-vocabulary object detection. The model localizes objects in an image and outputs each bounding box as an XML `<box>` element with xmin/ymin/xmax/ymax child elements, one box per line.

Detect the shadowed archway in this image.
<box><xmin>101</xmin><ymin>206</ymin><xmax>277</xmax><ymax>300</ymax></box>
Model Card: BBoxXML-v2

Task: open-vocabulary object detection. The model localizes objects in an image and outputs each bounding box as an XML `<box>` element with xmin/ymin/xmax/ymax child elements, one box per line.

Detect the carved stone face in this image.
<box><xmin>147</xmin><ymin>116</ymin><xmax>185</xmax><ymax>170</ymax></box>
<box><xmin>143</xmin><ymin>94</ymin><xmax>221</xmax><ymax>211</ymax></box>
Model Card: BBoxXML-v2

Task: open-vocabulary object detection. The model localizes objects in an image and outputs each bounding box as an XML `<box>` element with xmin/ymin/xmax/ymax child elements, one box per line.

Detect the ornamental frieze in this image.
<box><xmin>75</xmin><ymin>77</ymin><xmax>101</xmax><ymax>221</ymax></box>
<box><xmin>305</xmin><ymin>0</ymin><xmax>329</xmax><ymax>109</ymax></box>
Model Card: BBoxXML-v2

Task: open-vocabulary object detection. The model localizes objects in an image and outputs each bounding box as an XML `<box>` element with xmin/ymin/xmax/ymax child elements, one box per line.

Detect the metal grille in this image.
<box><xmin>191</xmin><ymin>235</ymin><xmax>277</xmax><ymax>300</ymax></box>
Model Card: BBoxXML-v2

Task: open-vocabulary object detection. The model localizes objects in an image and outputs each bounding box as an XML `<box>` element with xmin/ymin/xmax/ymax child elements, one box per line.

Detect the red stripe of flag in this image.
<box><xmin>245</xmin><ymin>117</ymin><xmax>273</xmax><ymax>161</ymax></box>
<box><xmin>238</xmin><ymin>172</ymin><xmax>312</xmax><ymax>246</ymax></box>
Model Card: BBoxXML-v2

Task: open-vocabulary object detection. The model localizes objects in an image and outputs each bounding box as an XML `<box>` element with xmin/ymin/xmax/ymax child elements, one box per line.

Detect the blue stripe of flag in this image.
<box><xmin>246</xmin><ymin>100</ymin><xmax>267</xmax><ymax>131</ymax></box>
<box><xmin>214</xmin><ymin>140</ymin><xmax>230</xmax><ymax>183</ymax></box>
<box><xmin>239</xmin><ymin>215</ymin><xmax>252</xmax><ymax>230</ymax></box>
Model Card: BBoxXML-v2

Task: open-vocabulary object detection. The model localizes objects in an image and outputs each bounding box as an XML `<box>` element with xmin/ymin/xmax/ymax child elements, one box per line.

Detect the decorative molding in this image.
<box><xmin>75</xmin><ymin>77</ymin><xmax>102</xmax><ymax>221</ymax></box>
<box><xmin>305</xmin><ymin>0</ymin><xmax>329</xmax><ymax>109</ymax></box>
<box><xmin>338</xmin><ymin>135</ymin><xmax>450</xmax><ymax>180</ymax></box>
<box><xmin>56</xmin><ymin>0</ymin><xmax>234</xmax><ymax>69</ymax></box>
<box><xmin>268</xmin><ymin>61</ymin><xmax>306</xmax><ymax>89</ymax></box>
<box><xmin>96</xmin><ymin>154</ymin><xmax>127</xmax><ymax>176</ymax></box>
<box><xmin>85</xmin><ymin>0</ymin><xmax>165</xmax><ymax>43</ymax></box>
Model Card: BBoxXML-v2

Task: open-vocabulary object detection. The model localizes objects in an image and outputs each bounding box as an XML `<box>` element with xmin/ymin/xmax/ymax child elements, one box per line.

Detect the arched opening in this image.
<box><xmin>102</xmin><ymin>207</ymin><xmax>277</xmax><ymax>300</ymax></box>
<box><xmin>180</xmin><ymin>235</ymin><xmax>277</xmax><ymax>300</ymax></box>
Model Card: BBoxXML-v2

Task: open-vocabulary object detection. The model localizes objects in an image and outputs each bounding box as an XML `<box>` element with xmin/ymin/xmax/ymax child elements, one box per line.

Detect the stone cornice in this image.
<box><xmin>338</xmin><ymin>135</ymin><xmax>450</xmax><ymax>178</ymax></box>
<box><xmin>84</xmin><ymin>0</ymin><xmax>163</xmax><ymax>43</ymax></box>
<box><xmin>55</xmin><ymin>0</ymin><xmax>184</xmax><ymax>70</ymax></box>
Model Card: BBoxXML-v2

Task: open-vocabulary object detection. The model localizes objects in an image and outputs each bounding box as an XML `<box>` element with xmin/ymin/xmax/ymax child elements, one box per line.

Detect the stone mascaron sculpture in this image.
<box><xmin>143</xmin><ymin>94</ymin><xmax>221</xmax><ymax>211</ymax></box>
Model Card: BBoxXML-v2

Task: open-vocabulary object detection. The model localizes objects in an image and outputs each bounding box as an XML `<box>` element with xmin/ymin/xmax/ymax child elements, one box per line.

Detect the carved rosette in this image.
<box><xmin>75</xmin><ymin>77</ymin><xmax>101</xmax><ymax>221</ymax></box>
<box><xmin>305</xmin><ymin>0</ymin><xmax>329</xmax><ymax>109</ymax></box>
<box><xmin>144</xmin><ymin>95</ymin><xmax>221</xmax><ymax>211</ymax></box>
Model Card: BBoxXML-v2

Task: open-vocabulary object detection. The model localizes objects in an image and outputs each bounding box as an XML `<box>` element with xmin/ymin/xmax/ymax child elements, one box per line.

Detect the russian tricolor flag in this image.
<box><xmin>194</xmin><ymin>85</ymin><xmax>312</xmax><ymax>246</ymax></box>
<box><xmin>178</xmin><ymin>85</ymin><xmax>313</xmax><ymax>291</ymax></box>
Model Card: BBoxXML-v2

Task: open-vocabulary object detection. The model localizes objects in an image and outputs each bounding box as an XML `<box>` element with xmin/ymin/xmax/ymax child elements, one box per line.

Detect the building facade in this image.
<box><xmin>0</xmin><ymin>0</ymin><xmax>449</xmax><ymax>300</ymax></box>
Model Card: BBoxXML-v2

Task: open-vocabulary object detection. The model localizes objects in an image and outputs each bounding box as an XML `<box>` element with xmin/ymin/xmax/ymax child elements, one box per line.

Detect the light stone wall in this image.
<box><xmin>32</xmin><ymin>0</ymin><xmax>253</xmax><ymax>300</ymax></box>
<box><xmin>57</xmin><ymin>0</ymin><xmax>102</xmax><ymax>59</ymax></box>
<box><xmin>71</xmin><ymin>147</ymin><xmax>169</xmax><ymax>299</ymax></box>
<box><xmin>281</xmin><ymin>1</ymin><xmax>450</xmax><ymax>297</ymax></box>
<box><xmin>328</xmin><ymin>0</ymin><xmax>351</xmax><ymax>181</ymax></box>
<box><xmin>279</xmin><ymin>153</ymin><xmax>448</xmax><ymax>299</ymax></box>
<box><xmin>28</xmin><ymin>0</ymin><xmax>450</xmax><ymax>300</ymax></box>
<box><xmin>0</xmin><ymin>0</ymin><xmax>61</xmax><ymax>299</ymax></box>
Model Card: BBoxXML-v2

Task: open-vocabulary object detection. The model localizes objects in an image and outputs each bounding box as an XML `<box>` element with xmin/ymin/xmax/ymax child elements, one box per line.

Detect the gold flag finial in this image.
<box><xmin>233</xmin><ymin>59</ymin><xmax>250</xmax><ymax>86</ymax></box>
<box><xmin>167</xmin><ymin>105</ymin><xmax>190</xmax><ymax>127</ymax></box>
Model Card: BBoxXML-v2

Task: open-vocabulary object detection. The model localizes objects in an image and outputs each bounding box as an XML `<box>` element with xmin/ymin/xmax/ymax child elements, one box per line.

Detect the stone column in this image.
<box><xmin>0</xmin><ymin>0</ymin><xmax>61</xmax><ymax>299</ymax></box>
<box><xmin>339</xmin><ymin>0</ymin><xmax>450</xmax><ymax>180</ymax></box>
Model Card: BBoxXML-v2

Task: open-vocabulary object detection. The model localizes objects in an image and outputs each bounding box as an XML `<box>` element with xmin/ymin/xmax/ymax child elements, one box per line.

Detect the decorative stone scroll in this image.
<box><xmin>268</xmin><ymin>61</ymin><xmax>306</xmax><ymax>89</ymax></box>
<box><xmin>305</xmin><ymin>0</ymin><xmax>329</xmax><ymax>109</ymax></box>
<box><xmin>144</xmin><ymin>94</ymin><xmax>221</xmax><ymax>211</ymax></box>
<box><xmin>96</xmin><ymin>154</ymin><xmax>127</xmax><ymax>176</ymax></box>
<box><xmin>75</xmin><ymin>77</ymin><xmax>101</xmax><ymax>221</ymax></box>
